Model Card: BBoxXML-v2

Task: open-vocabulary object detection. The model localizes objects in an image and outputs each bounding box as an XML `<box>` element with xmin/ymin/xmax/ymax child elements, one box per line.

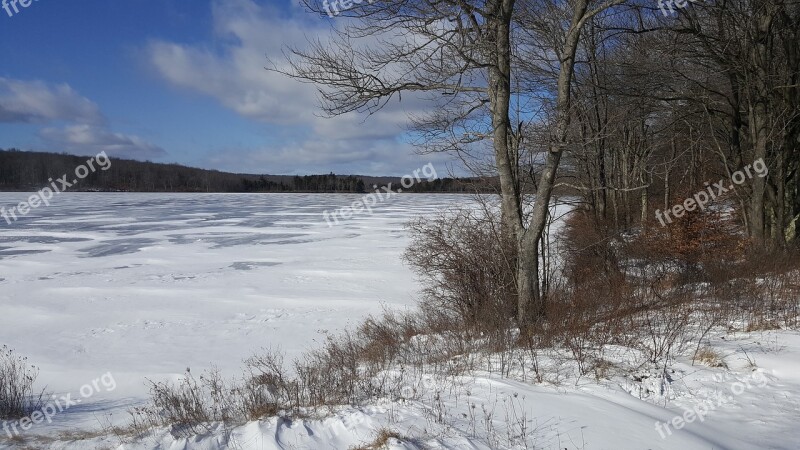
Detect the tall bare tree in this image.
<box><xmin>272</xmin><ymin>0</ymin><xmax>624</xmax><ymax>324</ymax></box>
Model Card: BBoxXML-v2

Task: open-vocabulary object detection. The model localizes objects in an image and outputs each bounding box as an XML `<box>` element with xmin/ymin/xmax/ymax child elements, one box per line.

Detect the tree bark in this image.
<box><xmin>517</xmin><ymin>0</ymin><xmax>591</xmax><ymax>323</ymax></box>
<box><xmin>488</xmin><ymin>0</ymin><xmax>523</xmax><ymax>243</ymax></box>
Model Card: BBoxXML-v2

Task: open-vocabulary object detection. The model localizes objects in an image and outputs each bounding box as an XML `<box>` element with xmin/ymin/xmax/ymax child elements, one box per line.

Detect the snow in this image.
<box><xmin>0</xmin><ymin>193</ymin><xmax>798</xmax><ymax>449</ymax></box>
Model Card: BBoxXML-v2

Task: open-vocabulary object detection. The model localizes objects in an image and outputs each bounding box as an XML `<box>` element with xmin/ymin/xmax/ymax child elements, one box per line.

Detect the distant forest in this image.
<box><xmin>0</xmin><ymin>149</ymin><xmax>488</xmax><ymax>193</ymax></box>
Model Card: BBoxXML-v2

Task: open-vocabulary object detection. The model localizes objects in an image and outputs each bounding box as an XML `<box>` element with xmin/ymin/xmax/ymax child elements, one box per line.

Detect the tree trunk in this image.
<box><xmin>488</xmin><ymin>0</ymin><xmax>522</xmax><ymax>244</ymax></box>
<box><xmin>746</xmin><ymin>3</ymin><xmax>777</xmax><ymax>248</ymax></box>
<box><xmin>517</xmin><ymin>0</ymin><xmax>590</xmax><ymax>323</ymax></box>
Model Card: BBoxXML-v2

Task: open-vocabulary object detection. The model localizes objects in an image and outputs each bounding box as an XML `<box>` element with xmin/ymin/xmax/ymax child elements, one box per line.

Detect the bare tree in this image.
<box><xmin>271</xmin><ymin>0</ymin><xmax>625</xmax><ymax>324</ymax></box>
<box><xmin>668</xmin><ymin>0</ymin><xmax>800</xmax><ymax>248</ymax></box>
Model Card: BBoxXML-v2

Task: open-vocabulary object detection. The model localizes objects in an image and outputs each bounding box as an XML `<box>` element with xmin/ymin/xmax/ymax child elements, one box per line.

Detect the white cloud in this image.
<box><xmin>146</xmin><ymin>0</ymin><xmax>441</xmax><ymax>174</ymax></box>
<box><xmin>146</xmin><ymin>0</ymin><xmax>320</xmax><ymax>125</ymax></box>
<box><xmin>0</xmin><ymin>77</ymin><xmax>168</xmax><ymax>161</ymax></box>
<box><xmin>0</xmin><ymin>77</ymin><xmax>103</xmax><ymax>125</ymax></box>
<box><xmin>39</xmin><ymin>125</ymin><xmax>167</xmax><ymax>160</ymax></box>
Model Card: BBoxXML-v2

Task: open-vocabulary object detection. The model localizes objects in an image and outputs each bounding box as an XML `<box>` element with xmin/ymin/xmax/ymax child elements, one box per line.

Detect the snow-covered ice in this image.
<box><xmin>0</xmin><ymin>193</ymin><xmax>798</xmax><ymax>449</ymax></box>
<box><xmin>0</xmin><ymin>193</ymin><xmax>455</xmax><ymax>392</ymax></box>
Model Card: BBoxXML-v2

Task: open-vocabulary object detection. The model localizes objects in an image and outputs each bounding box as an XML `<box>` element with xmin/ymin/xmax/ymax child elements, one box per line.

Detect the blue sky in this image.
<box><xmin>0</xmin><ymin>0</ymin><xmax>449</xmax><ymax>175</ymax></box>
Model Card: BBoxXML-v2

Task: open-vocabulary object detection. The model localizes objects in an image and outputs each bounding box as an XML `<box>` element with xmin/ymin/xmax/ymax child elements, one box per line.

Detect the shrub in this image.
<box><xmin>0</xmin><ymin>346</ymin><xmax>45</xmax><ymax>420</ymax></box>
<box><xmin>404</xmin><ymin>207</ymin><xmax>517</xmax><ymax>330</ymax></box>
<box><xmin>141</xmin><ymin>368</ymin><xmax>222</xmax><ymax>437</ymax></box>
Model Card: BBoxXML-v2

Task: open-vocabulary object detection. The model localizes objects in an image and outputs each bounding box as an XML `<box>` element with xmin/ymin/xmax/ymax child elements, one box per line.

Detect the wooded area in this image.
<box><xmin>280</xmin><ymin>0</ymin><xmax>799</xmax><ymax>325</ymax></box>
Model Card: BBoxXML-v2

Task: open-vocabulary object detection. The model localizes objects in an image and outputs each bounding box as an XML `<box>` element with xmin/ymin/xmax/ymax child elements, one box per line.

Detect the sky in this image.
<box><xmin>0</xmin><ymin>0</ymin><xmax>453</xmax><ymax>175</ymax></box>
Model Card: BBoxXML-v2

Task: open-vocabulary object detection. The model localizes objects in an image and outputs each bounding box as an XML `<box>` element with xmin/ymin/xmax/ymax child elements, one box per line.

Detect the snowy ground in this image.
<box><xmin>0</xmin><ymin>193</ymin><xmax>798</xmax><ymax>449</ymax></box>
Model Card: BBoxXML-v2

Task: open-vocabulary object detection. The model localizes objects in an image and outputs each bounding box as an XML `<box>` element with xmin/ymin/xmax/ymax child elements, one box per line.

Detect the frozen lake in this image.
<box><xmin>0</xmin><ymin>193</ymin><xmax>466</xmax><ymax>399</ymax></box>
<box><xmin>3</xmin><ymin>193</ymin><xmax>800</xmax><ymax>450</ymax></box>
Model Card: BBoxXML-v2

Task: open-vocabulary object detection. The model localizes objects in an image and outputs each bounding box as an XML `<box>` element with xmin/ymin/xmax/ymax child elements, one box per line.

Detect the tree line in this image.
<box><xmin>0</xmin><ymin>149</ymin><xmax>488</xmax><ymax>193</ymax></box>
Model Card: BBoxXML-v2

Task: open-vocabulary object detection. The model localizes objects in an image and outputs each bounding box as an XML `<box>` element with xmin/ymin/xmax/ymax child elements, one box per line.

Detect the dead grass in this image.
<box><xmin>693</xmin><ymin>347</ymin><xmax>728</xmax><ymax>368</ymax></box>
<box><xmin>349</xmin><ymin>428</ymin><xmax>405</xmax><ymax>450</ymax></box>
